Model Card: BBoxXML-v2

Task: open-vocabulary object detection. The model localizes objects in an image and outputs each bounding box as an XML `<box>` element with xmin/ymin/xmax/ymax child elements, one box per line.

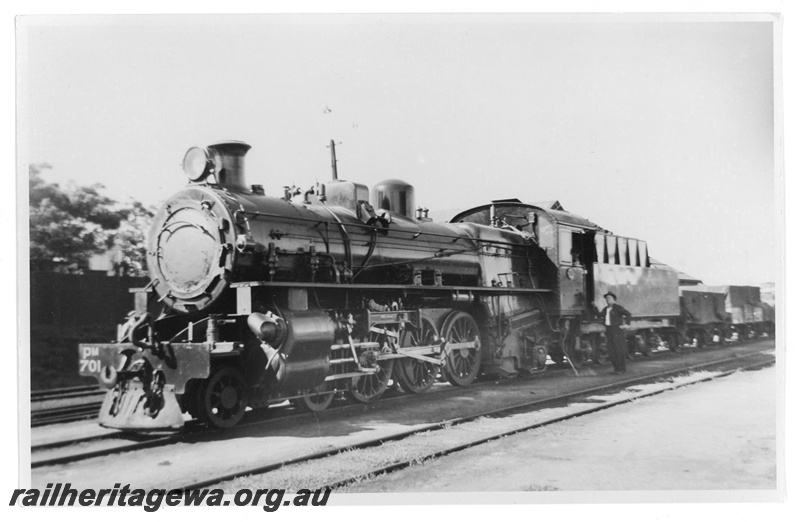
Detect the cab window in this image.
<box><xmin>559</xmin><ymin>229</ymin><xmax>573</xmax><ymax>264</ymax></box>
<box><xmin>559</xmin><ymin>229</ymin><xmax>585</xmax><ymax>265</ymax></box>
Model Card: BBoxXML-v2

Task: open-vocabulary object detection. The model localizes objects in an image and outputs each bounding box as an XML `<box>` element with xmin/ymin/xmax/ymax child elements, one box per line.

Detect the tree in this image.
<box><xmin>29</xmin><ymin>164</ymin><xmax>153</xmax><ymax>275</ymax></box>
<box><xmin>111</xmin><ymin>200</ymin><xmax>155</xmax><ymax>277</ymax></box>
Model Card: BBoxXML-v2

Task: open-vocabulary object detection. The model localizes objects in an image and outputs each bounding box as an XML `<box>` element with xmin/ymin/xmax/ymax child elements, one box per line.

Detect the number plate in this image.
<box><xmin>78</xmin><ymin>345</ymin><xmax>106</xmax><ymax>377</ymax></box>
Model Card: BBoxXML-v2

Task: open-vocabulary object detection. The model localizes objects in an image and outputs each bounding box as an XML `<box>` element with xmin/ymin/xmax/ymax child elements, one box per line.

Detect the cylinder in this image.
<box><xmin>264</xmin><ymin>310</ymin><xmax>336</xmax><ymax>392</ymax></box>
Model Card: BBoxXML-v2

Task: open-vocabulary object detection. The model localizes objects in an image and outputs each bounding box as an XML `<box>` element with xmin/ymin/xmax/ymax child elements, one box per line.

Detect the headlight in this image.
<box><xmin>182</xmin><ymin>146</ymin><xmax>214</xmax><ymax>182</ymax></box>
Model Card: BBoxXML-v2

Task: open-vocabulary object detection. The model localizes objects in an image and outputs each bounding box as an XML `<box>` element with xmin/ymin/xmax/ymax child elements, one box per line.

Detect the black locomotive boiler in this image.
<box><xmin>77</xmin><ymin>140</ymin><xmax>718</xmax><ymax>430</ymax></box>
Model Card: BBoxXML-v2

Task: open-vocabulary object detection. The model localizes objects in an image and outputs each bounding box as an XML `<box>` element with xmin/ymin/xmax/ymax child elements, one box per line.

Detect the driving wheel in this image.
<box><xmin>396</xmin><ymin>317</ymin><xmax>439</xmax><ymax>394</ymax></box>
<box><xmin>441</xmin><ymin>311</ymin><xmax>481</xmax><ymax>386</ymax></box>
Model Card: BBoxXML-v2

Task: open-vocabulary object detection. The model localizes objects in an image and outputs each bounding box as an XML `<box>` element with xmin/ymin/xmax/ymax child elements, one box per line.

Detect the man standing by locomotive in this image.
<box><xmin>595</xmin><ymin>292</ymin><xmax>633</xmax><ymax>374</ymax></box>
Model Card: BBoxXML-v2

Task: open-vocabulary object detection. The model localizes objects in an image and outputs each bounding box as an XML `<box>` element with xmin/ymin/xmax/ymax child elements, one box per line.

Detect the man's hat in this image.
<box><xmin>603</xmin><ymin>291</ymin><xmax>617</xmax><ymax>300</ymax></box>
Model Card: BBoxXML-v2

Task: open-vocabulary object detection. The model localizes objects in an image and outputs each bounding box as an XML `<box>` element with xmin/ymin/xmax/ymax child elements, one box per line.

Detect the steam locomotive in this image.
<box><xmin>77</xmin><ymin>141</ymin><xmax>773</xmax><ymax>430</ymax></box>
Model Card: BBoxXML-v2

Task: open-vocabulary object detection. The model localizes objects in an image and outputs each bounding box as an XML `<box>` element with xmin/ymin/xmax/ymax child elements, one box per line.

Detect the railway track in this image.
<box><xmin>31</xmin><ymin>402</ymin><xmax>104</xmax><ymax>428</ymax></box>
<box><xmin>322</xmin><ymin>356</ymin><xmax>775</xmax><ymax>492</ymax></box>
<box><xmin>31</xmin><ymin>384</ymin><xmax>107</xmax><ymax>428</ymax></box>
<box><xmin>32</xmin><ymin>367</ymin><xmax>529</xmax><ymax>467</ymax></box>
<box><xmin>30</xmin><ymin>343</ymin><xmax>591</xmax><ymax>459</ymax></box>
<box><xmin>28</xmin><ymin>335</ymin><xmax>760</xmax><ymax>433</ymax></box>
<box><xmin>30</xmin><ymin>338</ymin><xmax>771</xmax><ymax>469</ymax></box>
<box><xmin>28</xmin><ymin>331</ymin><xmax>766</xmax><ymax>425</ymax></box>
<box><xmin>32</xmin><ymin>385</ymin><xmax>106</xmax><ymax>402</ymax></box>
<box><xmin>176</xmin><ymin>347</ymin><xmax>775</xmax><ymax>491</ymax></box>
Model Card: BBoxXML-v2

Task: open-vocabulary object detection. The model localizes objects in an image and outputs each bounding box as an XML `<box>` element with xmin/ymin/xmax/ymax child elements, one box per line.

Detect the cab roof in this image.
<box><xmin>449</xmin><ymin>200</ymin><xmax>601</xmax><ymax>231</ymax></box>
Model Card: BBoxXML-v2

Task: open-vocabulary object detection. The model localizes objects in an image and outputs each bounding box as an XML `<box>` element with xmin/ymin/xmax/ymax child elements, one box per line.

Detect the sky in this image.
<box><xmin>18</xmin><ymin>13</ymin><xmax>778</xmax><ymax>286</ymax></box>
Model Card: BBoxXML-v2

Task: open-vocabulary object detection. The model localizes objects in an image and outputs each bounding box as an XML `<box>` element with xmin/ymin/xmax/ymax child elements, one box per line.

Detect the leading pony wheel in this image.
<box><xmin>441</xmin><ymin>311</ymin><xmax>481</xmax><ymax>386</ymax></box>
<box><xmin>292</xmin><ymin>381</ymin><xmax>335</xmax><ymax>413</ymax></box>
<box><xmin>197</xmin><ymin>366</ymin><xmax>247</xmax><ymax>429</ymax></box>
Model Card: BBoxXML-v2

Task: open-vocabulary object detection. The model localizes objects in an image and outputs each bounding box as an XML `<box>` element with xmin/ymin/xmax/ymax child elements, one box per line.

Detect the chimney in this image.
<box><xmin>207</xmin><ymin>141</ymin><xmax>251</xmax><ymax>192</ymax></box>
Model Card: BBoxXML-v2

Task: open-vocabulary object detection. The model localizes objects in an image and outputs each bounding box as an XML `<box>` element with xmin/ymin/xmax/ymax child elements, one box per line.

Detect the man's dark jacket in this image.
<box><xmin>595</xmin><ymin>303</ymin><xmax>632</xmax><ymax>327</ymax></box>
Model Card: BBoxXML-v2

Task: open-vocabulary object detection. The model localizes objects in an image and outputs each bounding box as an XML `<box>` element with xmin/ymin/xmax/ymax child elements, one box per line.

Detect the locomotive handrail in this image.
<box><xmin>231</xmin><ymin>207</ymin><xmax>533</xmax><ymax>247</ymax></box>
<box><xmin>231</xmin><ymin>280</ymin><xmax>552</xmax><ymax>295</ymax></box>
